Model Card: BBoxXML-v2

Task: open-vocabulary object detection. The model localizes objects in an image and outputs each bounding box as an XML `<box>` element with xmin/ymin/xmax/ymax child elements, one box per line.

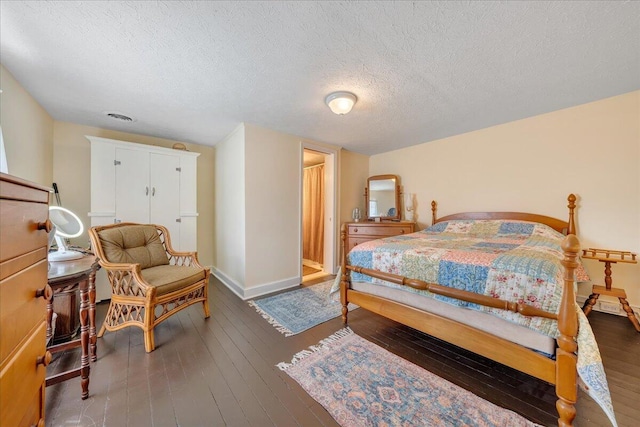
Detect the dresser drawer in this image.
<box><xmin>347</xmin><ymin>223</ymin><xmax>413</xmax><ymax>237</ymax></box>
<box><xmin>344</xmin><ymin>222</ymin><xmax>415</xmax><ymax>254</ymax></box>
<box><xmin>0</xmin><ymin>259</ymin><xmax>48</xmax><ymax>362</ymax></box>
<box><xmin>0</xmin><ymin>176</ymin><xmax>50</xmax><ymax>204</ymax></box>
<box><xmin>0</xmin><ymin>199</ymin><xmax>49</xmax><ymax>263</ymax></box>
<box><xmin>0</xmin><ymin>323</ymin><xmax>47</xmax><ymax>427</ymax></box>
<box><xmin>347</xmin><ymin>237</ymin><xmax>373</xmax><ymax>250</ymax></box>
<box><xmin>16</xmin><ymin>384</ymin><xmax>45</xmax><ymax>427</ymax></box>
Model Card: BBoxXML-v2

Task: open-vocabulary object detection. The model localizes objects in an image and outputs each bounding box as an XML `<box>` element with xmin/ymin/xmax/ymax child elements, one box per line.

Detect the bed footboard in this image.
<box><xmin>556</xmin><ymin>234</ymin><xmax>579</xmax><ymax>426</ymax></box>
<box><xmin>339</xmin><ymin>194</ymin><xmax>582</xmax><ymax>427</ymax></box>
<box><xmin>340</xmin><ymin>224</ymin><xmax>350</xmax><ymax>324</ymax></box>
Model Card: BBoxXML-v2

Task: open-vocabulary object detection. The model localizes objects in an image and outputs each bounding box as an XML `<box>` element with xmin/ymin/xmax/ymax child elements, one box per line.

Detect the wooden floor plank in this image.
<box><xmin>216</xmin><ymin>289</ymin><xmax>344</xmax><ymax>426</ymax></box>
<box><xmin>202</xmin><ymin>300</ymin><xmax>327</xmax><ymax>425</ymax></box>
<box><xmin>182</xmin><ymin>310</ymin><xmax>272</xmax><ymax>426</ymax></box>
<box><xmin>184</xmin><ymin>309</ymin><xmax>293</xmax><ymax>426</ymax></box>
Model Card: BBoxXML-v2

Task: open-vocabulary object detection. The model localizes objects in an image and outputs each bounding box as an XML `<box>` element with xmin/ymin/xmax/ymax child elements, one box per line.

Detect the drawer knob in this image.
<box><xmin>36</xmin><ymin>351</ymin><xmax>52</xmax><ymax>367</ymax></box>
<box><xmin>400</xmin><ymin>230</ymin><xmax>405</xmax><ymax>234</ymax></box>
<box><xmin>353</xmin><ymin>228</ymin><xmax>358</xmax><ymax>233</ymax></box>
<box><xmin>36</xmin><ymin>284</ymin><xmax>53</xmax><ymax>300</ymax></box>
<box><xmin>37</xmin><ymin>219</ymin><xmax>53</xmax><ymax>233</ymax></box>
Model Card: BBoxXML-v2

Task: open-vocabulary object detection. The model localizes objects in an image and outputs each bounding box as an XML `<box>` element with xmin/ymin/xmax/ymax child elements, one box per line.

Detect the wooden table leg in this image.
<box><xmin>582</xmin><ymin>292</ymin><xmax>600</xmax><ymax>316</ymax></box>
<box><xmin>79</xmin><ymin>279</ymin><xmax>90</xmax><ymax>400</ymax></box>
<box><xmin>46</xmin><ymin>291</ymin><xmax>54</xmax><ymax>342</ymax></box>
<box><xmin>89</xmin><ymin>268</ymin><xmax>97</xmax><ymax>362</ymax></box>
<box><xmin>619</xmin><ymin>297</ymin><xmax>640</xmax><ymax>332</ymax></box>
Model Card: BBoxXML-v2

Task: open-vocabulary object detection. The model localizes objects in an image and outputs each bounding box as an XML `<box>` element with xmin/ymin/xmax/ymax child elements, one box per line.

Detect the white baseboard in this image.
<box><xmin>210</xmin><ymin>267</ymin><xmax>245</xmax><ymax>300</ymax></box>
<box><xmin>210</xmin><ymin>266</ymin><xmax>302</xmax><ymax>301</ymax></box>
<box><xmin>576</xmin><ymin>294</ymin><xmax>640</xmax><ymax>321</ymax></box>
<box><xmin>242</xmin><ymin>276</ymin><xmax>302</xmax><ymax>300</ymax></box>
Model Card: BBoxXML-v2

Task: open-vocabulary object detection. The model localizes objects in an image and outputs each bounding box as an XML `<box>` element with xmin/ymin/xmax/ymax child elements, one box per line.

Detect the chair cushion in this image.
<box><xmin>97</xmin><ymin>225</ymin><xmax>169</xmax><ymax>269</ymax></box>
<box><xmin>140</xmin><ymin>265</ymin><xmax>206</xmax><ymax>295</ymax></box>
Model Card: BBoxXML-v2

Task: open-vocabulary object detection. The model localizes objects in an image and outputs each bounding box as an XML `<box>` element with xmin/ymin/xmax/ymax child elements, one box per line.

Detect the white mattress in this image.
<box><xmin>350</xmin><ymin>281</ymin><xmax>556</xmax><ymax>356</ymax></box>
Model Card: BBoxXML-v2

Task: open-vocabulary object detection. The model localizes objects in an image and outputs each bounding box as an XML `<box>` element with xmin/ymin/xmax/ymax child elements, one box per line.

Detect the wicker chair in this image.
<box><xmin>89</xmin><ymin>222</ymin><xmax>210</xmax><ymax>352</ymax></box>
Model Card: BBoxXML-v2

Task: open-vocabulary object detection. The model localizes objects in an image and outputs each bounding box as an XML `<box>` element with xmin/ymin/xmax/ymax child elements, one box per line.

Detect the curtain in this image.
<box><xmin>303</xmin><ymin>164</ymin><xmax>324</xmax><ymax>264</ymax></box>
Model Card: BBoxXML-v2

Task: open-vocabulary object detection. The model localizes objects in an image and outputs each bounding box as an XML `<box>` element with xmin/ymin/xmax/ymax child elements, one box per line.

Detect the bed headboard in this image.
<box><xmin>431</xmin><ymin>194</ymin><xmax>576</xmax><ymax>235</ymax></box>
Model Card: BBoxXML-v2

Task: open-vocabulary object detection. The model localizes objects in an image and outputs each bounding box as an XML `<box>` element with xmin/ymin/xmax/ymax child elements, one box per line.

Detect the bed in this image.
<box><xmin>338</xmin><ymin>194</ymin><xmax>616</xmax><ymax>427</ymax></box>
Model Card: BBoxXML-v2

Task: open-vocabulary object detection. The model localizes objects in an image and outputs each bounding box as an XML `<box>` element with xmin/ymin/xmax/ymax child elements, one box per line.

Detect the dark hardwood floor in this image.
<box><xmin>45</xmin><ymin>276</ymin><xmax>640</xmax><ymax>426</ymax></box>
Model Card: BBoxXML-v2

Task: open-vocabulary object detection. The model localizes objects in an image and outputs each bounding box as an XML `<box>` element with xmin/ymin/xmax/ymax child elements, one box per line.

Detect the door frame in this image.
<box><xmin>300</xmin><ymin>142</ymin><xmax>339</xmax><ymax>275</ymax></box>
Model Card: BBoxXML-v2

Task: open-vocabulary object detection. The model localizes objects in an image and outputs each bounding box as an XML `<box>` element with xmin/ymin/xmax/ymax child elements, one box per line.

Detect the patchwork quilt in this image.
<box><xmin>347</xmin><ymin>220</ymin><xmax>587</xmax><ymax>337</ymax></box>
<box><xmin>341</xmin><ymin>219</ymin><xmax>617</xmax><ymax>426</ymax></box>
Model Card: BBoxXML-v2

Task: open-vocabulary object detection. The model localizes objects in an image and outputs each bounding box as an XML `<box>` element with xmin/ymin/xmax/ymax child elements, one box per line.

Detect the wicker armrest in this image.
<box><xmin>167</xmin><ymin>250</ymin><xmax>202</xmax><ymax>267</ymax></box>
<box><xmin>167</xmin><ymin>250</ymin><xmax>197</xmax><ymax>259</ymax></box>
<box><xmin>97</xmin><ymin>258</ymin><xmax>140</xmax><ymax>270</ymax></box>
<box><xmin>98</xmin><ymin>260</ymin><xmax>153</xmax><ymax>296</ymax></box>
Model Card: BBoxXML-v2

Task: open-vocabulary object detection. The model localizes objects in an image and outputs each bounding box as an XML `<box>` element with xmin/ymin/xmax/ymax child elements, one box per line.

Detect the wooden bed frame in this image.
<box><xmin>340</xmin><ymin>194</ymin><xmax>580</xmax><ymax>427</ymax></box>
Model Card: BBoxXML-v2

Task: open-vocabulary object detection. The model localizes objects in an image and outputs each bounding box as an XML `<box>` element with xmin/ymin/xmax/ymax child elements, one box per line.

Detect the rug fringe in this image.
<box><xmin>316</xmin><ymin>327</ymin><xmax>353</xmax><ymax>347</ymax></box>
<box><xmin>247</xmin><ymin>300</ymin><xmax>295</xmax><ymax>337</ymax></box>
<box><xmin>277</xmin><ymin>327</ymin><xmax>353</xmax><ymax>371</ymax></box>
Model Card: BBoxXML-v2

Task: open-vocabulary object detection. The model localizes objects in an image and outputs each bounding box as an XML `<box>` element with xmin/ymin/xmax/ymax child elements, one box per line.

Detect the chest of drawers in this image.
<box><xmin>344</xmin><ymin>221</ymin><xmax>415</xmax><ymax>252</ymax></box>
<box><xmin>1</xmin><ymin>173</ymin><xmax>52</xmax><ymax>427</ymax></box>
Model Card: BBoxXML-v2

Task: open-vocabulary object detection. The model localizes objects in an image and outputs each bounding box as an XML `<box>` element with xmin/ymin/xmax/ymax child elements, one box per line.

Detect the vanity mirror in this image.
<box><xmin>364</xmin><ymin>174</ymin><xmax>401</xmax><ymax>221</ymax></box>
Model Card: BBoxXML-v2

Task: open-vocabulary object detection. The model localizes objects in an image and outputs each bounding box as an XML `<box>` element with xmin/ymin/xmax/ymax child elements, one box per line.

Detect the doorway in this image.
<box><xmin>301</xmin><ymin>146</ymin><xmax>336</xmax><ymax>281</ymax></box>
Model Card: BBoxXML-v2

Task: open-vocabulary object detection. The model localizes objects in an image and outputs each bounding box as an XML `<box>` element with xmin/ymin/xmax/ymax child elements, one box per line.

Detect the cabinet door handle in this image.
<box><xmin>37</xmin><ymin>219</ymin><xmax>53</xmax><ymax>233</ymax></box>
<box><xmin>145</xmin><ymin>186</ymin><xmax>149</xmax><ymax>196</ymax></box>
<box><xmin>36</xmin><ymin>351</ymin><xmax>52</xmax><ymax>367</ymax></box>
<box><xmin>152</xmin><ymin>187</ymin><xmax>156</xmax><ymax>196</ymax></box>
<box><xmin>35</xmin><ymin>284</ymin><xmax>53</xmax><ymax>300</ymax></box>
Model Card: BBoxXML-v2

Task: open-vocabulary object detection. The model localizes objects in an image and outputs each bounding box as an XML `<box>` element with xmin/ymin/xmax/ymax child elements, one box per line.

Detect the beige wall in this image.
<box><xmin>370</xmin><ymin>91</ymin><xmax>640</xmax><ymax>307</ymax></box>
<box><xmin>0</xmin><ymin>64</ymin><xmax>53</xmax><ymax>186</ymax></box>
<box><xmin>52</xmin><ymin>122</ymin><xmax>216</xmax><ymax>266</ymax></box>
<box><xmin>244</xmin><ymin>123</ymin><xmax>302</xmax><ymax>289</ymax></box>
<box><xmin>213</xmin><ymin>124</ymin><xmax>246</xmax><ymax>285</ymax></box>
<box><xmin>339</xmin><ymin>149</ymin><xmax>370</xmax><ymax>225</ymax></box>
<box><xmin>213</xmin><ymin>123</ymin><xmax>358</xmax><ymax>298</ymax></box>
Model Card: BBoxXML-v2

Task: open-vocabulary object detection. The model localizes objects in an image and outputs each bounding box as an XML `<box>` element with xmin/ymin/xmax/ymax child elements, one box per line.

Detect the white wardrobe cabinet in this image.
<box><xmin>114</xmin><ymin>149</ymin><xmax>181</xmax><ymax>240</ymax></box>
<box><xmin>88</xmin><ymin>136</ymin><xmax>199</xmax><ymax>300</ymax></box>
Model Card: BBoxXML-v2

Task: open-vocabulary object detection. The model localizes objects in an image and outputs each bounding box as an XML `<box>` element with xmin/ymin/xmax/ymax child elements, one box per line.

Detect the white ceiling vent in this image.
<box><xmin>105</xmin><ymin>112</ymin><xmax>136</xmax><ymax>122</ymax></box>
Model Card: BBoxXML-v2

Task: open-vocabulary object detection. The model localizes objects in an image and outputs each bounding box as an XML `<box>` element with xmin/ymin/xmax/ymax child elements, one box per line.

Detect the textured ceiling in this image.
<box><xmin>1</xmin><ymin>1</ymin><xmax>638</xmax><ymax>155</ymax></box>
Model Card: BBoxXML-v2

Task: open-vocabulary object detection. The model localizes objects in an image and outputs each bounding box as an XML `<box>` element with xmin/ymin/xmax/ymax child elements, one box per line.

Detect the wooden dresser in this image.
<box><xmin>344</xmin><ymin>221</ymin><xmax>415</xmax><ymax>251</ymax></box>
<box><xmin>1</xmin><ymin>173</ymin><xmax>52</xmax><ymax>427</ymax></box>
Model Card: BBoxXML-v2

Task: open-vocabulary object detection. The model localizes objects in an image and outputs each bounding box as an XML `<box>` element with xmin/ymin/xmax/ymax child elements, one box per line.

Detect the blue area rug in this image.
<box><xmin>278</xmin><ymin>328</ymin><xmax>541</xmax><ymax>427</ymax></box>
<box><xmin>248</xmin><ymin>280</ymin><xmax>357</xmax><ymax>336</ymax></box>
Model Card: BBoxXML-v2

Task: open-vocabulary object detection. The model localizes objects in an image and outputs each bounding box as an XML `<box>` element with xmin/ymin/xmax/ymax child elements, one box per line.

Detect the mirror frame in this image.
<box><xmin>365</xmin><ymin>174</ymin><xmax>401</xmax><ymax>221</ymax></box>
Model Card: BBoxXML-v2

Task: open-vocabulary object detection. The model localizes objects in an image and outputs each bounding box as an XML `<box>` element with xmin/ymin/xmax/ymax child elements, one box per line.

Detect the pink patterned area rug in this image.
<box><xmin>278</xmin><ymin>328</ymin><xmax>541</xmax><ymax>427</ymax></box>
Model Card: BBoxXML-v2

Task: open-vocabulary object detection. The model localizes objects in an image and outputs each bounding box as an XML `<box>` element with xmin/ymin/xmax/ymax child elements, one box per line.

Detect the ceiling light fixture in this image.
<box><xmin>325</xmin><ymin>91</ymin><xmax>357</xmax><ymax>115</ymax></box>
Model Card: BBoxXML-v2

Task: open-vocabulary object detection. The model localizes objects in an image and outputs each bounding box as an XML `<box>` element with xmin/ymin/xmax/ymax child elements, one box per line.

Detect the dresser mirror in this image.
<box><xmin>365</xmin><ymin>174</ymin><xmax>401</xmax><ymax>220</ymax></box>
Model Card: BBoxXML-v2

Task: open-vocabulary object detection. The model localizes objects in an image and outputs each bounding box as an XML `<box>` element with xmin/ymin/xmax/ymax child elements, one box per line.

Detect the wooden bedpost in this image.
<box><xmin>567</xmin><ymin>194</ymin><xmax>576</xmax><ymax>235</ymax></box>
<box><xmin>431</xmin><ymin>200</ymin><xmax>437</xmax><ymax>225</ymax></box>
<box><xmin>340</xmin><ymin>223</ymin><xmax>349</xmax><ymax>324</ymax></box>
<box><xmin>556</xmin><ymin>234</ymin><xmax>579</xmax><ymax>427</ymax></box>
